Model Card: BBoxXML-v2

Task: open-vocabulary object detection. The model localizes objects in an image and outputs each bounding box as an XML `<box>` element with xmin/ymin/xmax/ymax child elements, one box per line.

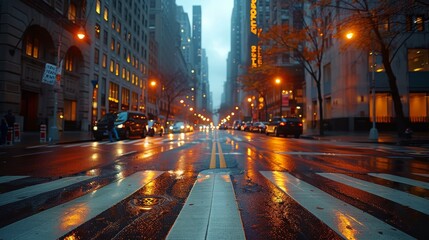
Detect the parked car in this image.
<box><xmin>233</xmin><ymin>120</ymin><xmax>242</xmax><ymax>130</ymax></box>
<box><xmin>265</xmin><ymin>117</ymin><xmax>303</xmax><ymax>138</ymax></box>
<box><xmin>250</xmin><ymin>122</ymin><xmax>267</xmax><ymax>133</ymax></box>
<box><xmin>92</xmin><ymin>111</ymin><xmax>148</xmax><ymax>140</ymax></box>
<box><xmin>241</xmin><ymin>122</ymin><xmax>252</xmax><ymax>131</ymax></box>
<box><xmin>169</xmin><ymin>121</ymin><xmax>194</xmax><ymax>133</ymax></box>
<box><xmin>147</xmin><ymin>120</ymin><xmax>163</xmax><ymax>137</ymax></box>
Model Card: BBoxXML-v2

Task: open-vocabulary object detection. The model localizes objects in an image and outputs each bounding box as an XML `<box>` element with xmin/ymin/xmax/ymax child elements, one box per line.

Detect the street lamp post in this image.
<box><xmin>345</xmin><ymin>31</ymin><xmax>378</xmax><ymax>141</ymax></box>
<box><xmin>368</xmin><ymin>44</ymin><xmax>379</xmax><ymax>141</ymax></box>
<box><xmin>49</xmin><ymin>32</ymin><xmax>63</xmax><ymax>142</ymax></box>
<box><xmin>49</xmin><ymin>25</ymin><xmax>86</xmax><ymax>142</ymax></box>
<box><xmin>275</xmin><ymin>78</ymin><xmax>282</xmax><ymax>117</ymax></box>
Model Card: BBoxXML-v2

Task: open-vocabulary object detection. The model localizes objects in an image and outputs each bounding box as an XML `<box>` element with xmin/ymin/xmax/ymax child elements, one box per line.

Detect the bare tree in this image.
<box><xmin>334</xmin><ymin>0</ymin><xmax>428</xmax><ymax>135</ymax></box>
<box><xmin>161</xmin><ymin>70</ymin><xmax>192</xmax><ymax>128</ymax></box>
<box><xmin>261</xmin><ymin>2</ymin><xmax>334</xmax><ymax>136</ymax></box>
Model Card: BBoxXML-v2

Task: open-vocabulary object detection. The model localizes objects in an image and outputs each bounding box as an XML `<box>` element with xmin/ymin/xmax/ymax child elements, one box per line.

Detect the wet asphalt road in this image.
<box><xmin>0</xmin><ymin>129</ymin><xmax>428</xmax><ymax>239</ymax></box>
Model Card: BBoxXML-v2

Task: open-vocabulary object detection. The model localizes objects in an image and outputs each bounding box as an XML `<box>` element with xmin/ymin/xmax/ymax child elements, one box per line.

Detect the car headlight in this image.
<box><xmin>93</xmin><ymin>126</ymin><xmax>98</xmax><ymax>131</ymax></box>
<box><xmin>169</xmin><ymin>126</ymin><xmax>173</xmax><ymax>130</ymax></box>
<box><xmin>117</xmin><ymin>124</ymin><xmax>124</xmax><ymax>129</ymax></box>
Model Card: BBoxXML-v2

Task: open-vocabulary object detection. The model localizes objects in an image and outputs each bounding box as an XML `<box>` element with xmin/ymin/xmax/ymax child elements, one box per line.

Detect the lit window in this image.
<box><xmin>25</xmin><ymin>34</ymin><xmax>39</xmax><ymax>58</ymax></box>
<box><xmin>407</xmin><ymin>15</ymin><xmax>425</xmax><ymax>32</ymax></box>
<box><xmin>409</xmin><ymin>93</ymin><xmax>429</xmax><ymax>122</ymax></box>
<box><xmin>117</xmin><ymin>21</ymin><xmax>121</xmax><ymax>33</ymax></box>
<box><xmin>104</xmin><ymin>7</ymin><xmax>109</xmax><ymax>21</ymax></box>
<box><xmin>96</xmin><ymin>0</ymin><xmax>101</xmax><ymax>14</ymax></box>
<box><xmin>65</xmin><ymin>54</ymin><xmax>74</xmax><ymax>72</ymax></box>
<box><xmin>102</xmin><ymin>54</ymin><xmax>107</xmax><ymax>68</ymax></box>
<box><xmin>115</xmin><ymin>63</ymin><xmax>119</xmax><ymax>76</ymax></box>
<box><xmin>109</xmin><ymin>82</ymin><xmax>119</xmax><ymax>103</ymax></box>
<box><xmin>68</xmin><ymin>3</ymin><xmax>76</xmax><ymax>23</ymax></box>
<box><xmin>408</xmin><ymin>49</ymin><xmax>429</xmax><ymax>72</ymax></box>
<box><xmin>111</xmin><ymin>16</ymin><xmax>116</xmax><ymax>30</ymax></box>
<box><xmin>110</xmin><ymin>59</ymin><xmax>114</xmax><ymax>73</ymax></box>
<box><xmin>368</xmin><ymin>52</ymin><xmax>385</xmax><ymax>72</ymax></box>
<box><xmin>95</xmin><ymin>24</ymin><xmax>100</xmax><ymax>39</ymax></box>
<box><xmin>111</xmin><ymin>38</ymin><xmax>115</xmax><ymax>51</ymax></box>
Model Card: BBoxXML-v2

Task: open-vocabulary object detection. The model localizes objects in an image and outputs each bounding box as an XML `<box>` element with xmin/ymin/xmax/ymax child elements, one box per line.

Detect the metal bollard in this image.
<box><xmin>14</xmin><ymin>123</ymin><xmax>20</xmax><ymax>142</ymax></box>
<box><xmin>6</xmin><ymin>127</ymin><xmax>13</xmax><ymax>145</ymax></box>
<box><xmin>40</xmin><ymin>124</ymin><xmax>47</xmax><ymax>143</ymax></box>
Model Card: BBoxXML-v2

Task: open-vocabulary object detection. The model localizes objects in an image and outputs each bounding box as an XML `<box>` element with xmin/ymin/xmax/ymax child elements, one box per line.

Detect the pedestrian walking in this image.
<box><xmin>4</xmin><ymin>109</ymin><xmax>15</xmax><ymax>127</ymax></box>
<box><xmin>107</xmin><ymin>113</ymin><xmax>119</xmax><ymax>142</ymax></box>
<box><xmin>0</xmin><ymin>116</ymin><xmax>8</xmax><ymax>145</ymax></box>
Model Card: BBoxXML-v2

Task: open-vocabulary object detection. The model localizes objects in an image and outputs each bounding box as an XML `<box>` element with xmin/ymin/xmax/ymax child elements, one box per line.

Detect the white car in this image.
<box><xmin>169</xmin><ymin>121</ymin><xmax>194</xmax><ymax>133</ymax></box>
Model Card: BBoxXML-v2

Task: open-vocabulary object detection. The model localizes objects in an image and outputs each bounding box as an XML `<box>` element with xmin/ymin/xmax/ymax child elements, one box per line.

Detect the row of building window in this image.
<box><xmin>369</xmin><ymin>49</ymin><xmax>429</xmax><ymax>72</ymax></box>
<box><xmin>107</xmin><ymin>82</ymin><xmax>139</xmax><ymax>109</ymax></box>
<box><xmin>95</xmin><ymin>0</ymin><xmax>148</xmax><ymax>56</ymax></box>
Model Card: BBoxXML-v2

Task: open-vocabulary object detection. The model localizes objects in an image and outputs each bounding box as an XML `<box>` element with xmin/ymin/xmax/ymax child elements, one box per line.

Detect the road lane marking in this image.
<box><xmin>368</xmin><ymin>173</ymin><xmax>429</xmax><ymax>190</ymax></box>
<box><xmin>217</xmin><ymin>142</ymin><xmax>226</xmax><ymax>168</ymax></box>
<box><xmin>0</xmin><ymin>170</ymin><xmax>163</xmax><ymax>240</ymax></box>
<box><xmin>318</xmin><ymin>173</ymin><xmax>429</xmax><ymax>215</ymax></box>
<box><xmin>0</xmin><ymin>176</ymin><xmax>29</xmax><ymax>184</ymax></box>
<box><xmin>167</xmin><ymin>172</ymin><xmax>245</xmax><ymax>239</ymax></box>
<box><xmin>0</xmin><ymin>176</ymin><xmax>96</xmax><ymax>206</ymax></box>
<box><xmin>261</xmin><ymin>171</ymin><xmax>414</xmax><ymax>240</ymax></box>
<box><xmin>210</xmin><ymin>142</ymin><xmax>227</xmax><ymax>169</ymax></box>
<box><xmin>210</xmin><ymin>141</ymin><xmax>217</xmax><ymax>168</ymax></box>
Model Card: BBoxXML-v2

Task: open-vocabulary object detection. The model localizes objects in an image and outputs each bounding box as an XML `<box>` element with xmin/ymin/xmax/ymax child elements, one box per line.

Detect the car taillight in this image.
<box><xmin>298</xmin><ymin>123</ymin><xmax>303</xmax><ymax>126</ymax></box>
<box><xmin>280</xmin><ymin>122</ymin><xmax>285</xmax><ymax>126</ymax></box>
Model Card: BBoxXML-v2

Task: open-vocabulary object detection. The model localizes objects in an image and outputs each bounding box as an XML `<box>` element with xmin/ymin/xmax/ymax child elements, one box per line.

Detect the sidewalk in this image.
<box><xmin>302</xmin><ymin>128</ymin><xmax>429</xmax><ymax>146</ymax></box>
<box><xmin>1</xmin><ymin>131</ymin><xmax>94</xmax><ymax>148</ymax></box>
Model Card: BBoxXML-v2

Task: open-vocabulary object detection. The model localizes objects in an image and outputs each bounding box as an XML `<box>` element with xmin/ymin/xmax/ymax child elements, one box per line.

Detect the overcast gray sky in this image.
<box><xmin>176</xmin><ymin>0</ymin><xmax>233</xmax><ymax>110</ymax></box>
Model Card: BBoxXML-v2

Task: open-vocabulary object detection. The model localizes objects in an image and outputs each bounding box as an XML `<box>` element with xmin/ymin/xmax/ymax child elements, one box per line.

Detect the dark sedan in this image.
<box><xmin>265</xmin><ymin>117</ymin><xmax>303</xmax><ymax>138</ymax></box>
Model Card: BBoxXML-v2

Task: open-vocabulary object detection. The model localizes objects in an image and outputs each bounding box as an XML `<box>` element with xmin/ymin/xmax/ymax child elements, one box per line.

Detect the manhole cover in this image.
<box><xmin>129</xmin><ymin>196</ymin><xmax>166</xmax><ymax>211</ymax></box>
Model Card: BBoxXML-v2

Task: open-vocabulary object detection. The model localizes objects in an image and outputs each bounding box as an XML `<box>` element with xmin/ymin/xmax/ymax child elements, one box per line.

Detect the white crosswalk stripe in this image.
<box><xmin>0</xmin><ymin>171</ymin><xmax>164</xmax><ymax>240</ymax></box>
<box><xmin>318</xmin><ymin>173</ymin><xmax>429</xmax><ymax>215</ymax></box>
<box><xmin>368</xmin><ymin>173</ymin><xmax>429</xmax><ymax>189</ymax></box>
<box><xmin>0</xmin><ymin>175</ymin><xmax>96</xmax><ymax>206</ymax></box>
<box><xmin>261</xmin><ymin>171</ymin><xmax>416</xmax><ymax>239</ymax></box>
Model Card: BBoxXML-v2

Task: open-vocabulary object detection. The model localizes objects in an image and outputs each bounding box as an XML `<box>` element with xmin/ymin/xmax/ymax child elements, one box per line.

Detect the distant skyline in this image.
<box><xmin>176</xmin><ymin>0</ymin><xmax>233</xmax><ymax>110</ymax></box>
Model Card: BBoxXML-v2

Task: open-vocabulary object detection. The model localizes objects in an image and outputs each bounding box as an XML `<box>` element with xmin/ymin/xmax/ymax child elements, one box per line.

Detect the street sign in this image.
<box><xmin>41</xmin><ymin>63</ymin><xmax>57</xmax><ymax>85</ymax></box>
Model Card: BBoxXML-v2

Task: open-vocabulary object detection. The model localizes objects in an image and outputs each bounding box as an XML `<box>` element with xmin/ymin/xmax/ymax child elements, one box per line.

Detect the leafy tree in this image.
<box><xmin>261</xmin><ymin>2</ymin><xmax>334</xmax><ymax>136</ymax></box>
<box><xmin>239</xmin><ymin>64</ymin><xmax>278</xmax><ymax>121</ymax></box>
<box><xmin>335</xmin><ymin>0</ymin><xmax>427</xmax><ymax>135</ymax></box>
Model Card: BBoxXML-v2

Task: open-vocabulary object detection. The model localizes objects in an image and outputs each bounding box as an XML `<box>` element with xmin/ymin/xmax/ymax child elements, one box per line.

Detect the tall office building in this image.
<box><xmin>177</xmin><ymin>6</ymin><xmax>192</xmax><ymax>69</ymax></box>
<box><xmin>191</xmin><ymin>5</ymin><xmax>203</xmax><ymax>112</ymax></box>
<box><xmin>86</xmin><ymin>0</ymin><xmax>150</xmax><ymax>124</ymax></box>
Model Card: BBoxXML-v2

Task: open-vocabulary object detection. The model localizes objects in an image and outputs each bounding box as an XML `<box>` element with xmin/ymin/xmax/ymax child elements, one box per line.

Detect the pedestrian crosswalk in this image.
<box><xmin>0</xmin><ymin>170</ymin><xmax>428</xmax><ymax>239</ymax></box>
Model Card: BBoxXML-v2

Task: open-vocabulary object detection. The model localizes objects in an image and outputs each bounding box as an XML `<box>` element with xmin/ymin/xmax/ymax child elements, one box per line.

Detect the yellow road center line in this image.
<box><xmin>218</xmin><ymin>142</ymin><xmax>227</xmax><ymax>168</ymax></box>
<box><xmin>210</xmin><ymin>141</ymin><xmax>217</xmax><ymax>169</ymax></box>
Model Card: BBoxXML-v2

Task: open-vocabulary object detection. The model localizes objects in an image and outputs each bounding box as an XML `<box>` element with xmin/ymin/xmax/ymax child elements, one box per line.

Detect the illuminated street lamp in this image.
<box><xmin>50</xmin><ymin>26</ymin><xmax>85</xmax><ymax>142</ymax></box>
<box><xmin>346</xmin><ymin>31</ymin><xmax>378</xmax><ymax>141</ymax></box>
<box><xmin>275</xmin><ymin>78</ymin><xmax>282</xmax><ymax>117</ymax></box>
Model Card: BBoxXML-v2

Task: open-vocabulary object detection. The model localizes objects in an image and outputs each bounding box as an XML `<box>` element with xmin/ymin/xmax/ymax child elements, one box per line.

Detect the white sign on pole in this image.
<box><xmin>42</xmin><ymin>63</ymin><xmax>57</xmax><ymax>85</ymax></box>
